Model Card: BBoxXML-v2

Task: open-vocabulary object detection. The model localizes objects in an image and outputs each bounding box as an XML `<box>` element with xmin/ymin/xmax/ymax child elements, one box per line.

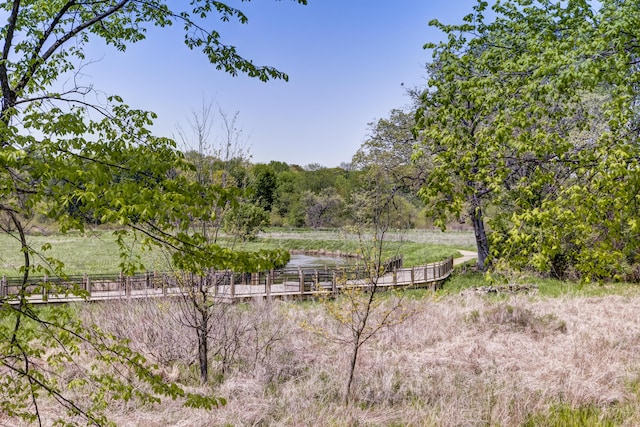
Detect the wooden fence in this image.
<box><xmin>0</xmin><ymin>256</ymin><xmax>454</xmax><ymax>305</ymax></box>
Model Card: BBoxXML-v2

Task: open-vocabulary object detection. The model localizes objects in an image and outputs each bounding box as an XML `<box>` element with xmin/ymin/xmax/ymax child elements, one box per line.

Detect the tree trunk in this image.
<box><xmin>197</xmin><ymin>316</ymin><xmax>208</xmax><ymax>384</ymax></box>
<box><xmin>344</xmin><ymin>341</ymin><xmax>361</xmax><ymax>405</ymax></box>
<box><xmin>197</xmin><ymin>275</ymin><xmax>209</xmax><ymax>384</ymax></box>
<box><xmin>469</xmin><ymin>202</ymin><xmax>489</xmax><ymax>272</ymax></box>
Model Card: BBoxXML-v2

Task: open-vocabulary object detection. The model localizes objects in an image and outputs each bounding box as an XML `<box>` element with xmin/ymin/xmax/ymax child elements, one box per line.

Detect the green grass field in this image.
<box><xmin>0</xmin><ymin>231</ymin><xmax>168</xmax><ymax>276</ymax></box>
<box><xmin>0</xmin><ymin>228</ymin><xmax>473</xmax><ymax>276</ymax></box>
<box><xmin>4</xmin><ymin>227</ymin><xmax>634</xmax><ymax>300</ymax></box>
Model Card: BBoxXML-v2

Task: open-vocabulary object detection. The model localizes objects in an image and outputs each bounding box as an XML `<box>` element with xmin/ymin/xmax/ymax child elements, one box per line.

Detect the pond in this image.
<box><xmin>285</xmin><ymin>254</ymin><xmax>351</xmax><ymax>269</ymax></box>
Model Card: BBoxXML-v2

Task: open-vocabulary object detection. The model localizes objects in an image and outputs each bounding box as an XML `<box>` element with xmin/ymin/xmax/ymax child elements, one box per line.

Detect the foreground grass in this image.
<box><xmin>19</xmin><ymin>277</ymin><xmax>636</xmax><ymax>426</ymax></box>
<box><xmin>8</xmin><ymin>269</ymin><xmax>640</xmax><ymax>426</ymax></box>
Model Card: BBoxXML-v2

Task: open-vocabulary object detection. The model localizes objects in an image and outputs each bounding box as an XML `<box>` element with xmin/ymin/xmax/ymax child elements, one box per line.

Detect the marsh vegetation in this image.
<box><xmin>20</xmin><ymin>277</ymin><xmax>638</xmax><ymax>426</ymax></box>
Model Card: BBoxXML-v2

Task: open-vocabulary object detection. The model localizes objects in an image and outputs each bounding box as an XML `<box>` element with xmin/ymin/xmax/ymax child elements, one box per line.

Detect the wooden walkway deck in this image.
<box><xmin>1</xmin><ymin>254</ymin><xmax>470</xmax><ymax>305</ymax></box>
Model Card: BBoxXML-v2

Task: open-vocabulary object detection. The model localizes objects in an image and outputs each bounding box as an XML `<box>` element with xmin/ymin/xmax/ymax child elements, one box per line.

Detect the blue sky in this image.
<box><xmin>84</xmin><ymin>1</ymin><xmax>480</xmax><ymax>167</ymax></box>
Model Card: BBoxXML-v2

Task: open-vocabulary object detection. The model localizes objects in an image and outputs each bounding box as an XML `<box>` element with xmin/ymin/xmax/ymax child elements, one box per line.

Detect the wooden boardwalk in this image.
<box><xmin>1</xmin><ymin>254</ymin><xmax>468</xmax><ymax>305</ymax></box>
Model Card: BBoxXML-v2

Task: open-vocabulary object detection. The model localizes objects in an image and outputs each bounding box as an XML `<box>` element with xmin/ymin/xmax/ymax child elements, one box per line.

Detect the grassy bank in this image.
<box><xmin>238</xmin><ymin>237</ymin><xmax>461</xmax><ymax>266</ymax></box>
<box><xmin>0</xmin><ymin>231</ymin><xmax>166</xmax><ymax>276</ymax></box>
<box><xmin>0</xmin><ymin>229</ymin><xmax>470</xmax><ymax>276</ymax></box>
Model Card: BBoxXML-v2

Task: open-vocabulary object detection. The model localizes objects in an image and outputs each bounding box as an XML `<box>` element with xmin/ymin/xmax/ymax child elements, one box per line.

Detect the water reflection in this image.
<box><xmin>285</xmin><ymin>254</ymin><xmax>350</xmax><ymax>269</ymax></box>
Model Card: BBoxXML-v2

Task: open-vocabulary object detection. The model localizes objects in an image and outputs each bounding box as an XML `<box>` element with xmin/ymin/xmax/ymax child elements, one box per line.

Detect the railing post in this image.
<box><xmin>331</xmin><ymin>271</ymin><xmax>337</xmax><ymax>294</ymax></box>
<box><xmin>410</xmin><ymin>268</ymin><xmax>415</xmax><ymax>287</ymax></box>
<box><xmin>266</xmin><ymin>270</ymin><xmax>272</xmax><ymax>299</ymax></box>
<box><xmin>314</xmin><ymin>270</ymin><xmax>319</xmax><ymax>291</ymax></box>
<box><xmin>125</xmin><ymin>276</ymin><xmax>131</xmax><ymax>297</ymax></box>
<box><xmin>299</xmin><ymin>267</ymin><xmax>304</xmax><ymax>295</ymax></box>
<box><xmin>162</xmin><ymin>273</ymin><xmax>167</xmax><ymax>295</ymax></box>
<box><xmin>230</xmin><ymin>273</ymin><xmax>235</xmax><ymax>298</ymax></box>
<box><xmin>84</xmin><ymin>273</ymin><xmax>91</xmax><ymax>295</ymax></box>
<box><xmin>393</xmin><ymin>268</ymin><xmax>397</xmax><ymax>286</ymax></box>
<box><xmin>0</xmin><ymin>276</ymin><xmax>6</xmax><ymax>298</ymax></box>
<box><xmin>42</xmin><ymin>275</ymin><xmax>48</xmax><ymax>302</ymax></box>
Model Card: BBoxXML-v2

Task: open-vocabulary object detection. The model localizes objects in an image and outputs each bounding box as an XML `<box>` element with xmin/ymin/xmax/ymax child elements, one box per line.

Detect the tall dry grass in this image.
<box><xmin>26</xmin><ymin>290</ymin><xmax>640</xmax><ymax>426</ymax></box>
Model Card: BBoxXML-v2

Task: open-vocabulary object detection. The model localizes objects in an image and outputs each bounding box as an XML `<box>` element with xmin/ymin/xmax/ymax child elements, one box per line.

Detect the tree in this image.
<box><xmin>250</xmin><ymin>163</ymin><xmax>278</xmax><ymax>211</ymax></box>
<box><xmin>272</xmin><ymin>168</ymin><xmax>306</xmax><ymax>226</ymax></box>
<box><xmin>175</xmin><ymin>99</ymin><xmax>288</xmax><ymax>384</ymax></box>
<box><xmin>414</xmin><ymin>0</ymin><xmax>600</xmax><ymax>273</ymax></box>
<box><xmin>496</xmin><ymin>0</ymin><xmax>640</xmax><ymax>281</ymax></box>
<box><xmin>415</xmin><ymin>0</ymin><xmax>640</xmax><ymax>281</ymax></box>
<box><xmin>302</xmin><ymin>188</ymin><xmax>344</xmax><ymax>228</ymax></box>
<box><xmin>305</xmin><ymin>166</ymin><xmax>412</xmax><ymax>405</ymax></box>
<box><xmin>0</xmin><ymin>0</ymin><xmax>304</xmax><ymax>424</ymax></box>
<box><xmin>352</xmin><ymin>108</ymin><xmax>428</xmax><ymax>229</ymax></box>
<box><xmin>175</xmin><ymin>101</ymin><xmax>235</xmax><ymax>385</ymax></box>
<box><xmin>301</xmin><ymin>164</ymin><xmax>341</xmax><ymax>194</ymax></box>
<box><xmin>353</xmin><ymin>109</ymin><xmax>425</xmax><ymax>188</ymax></box>
<box><xmin>224</xmin><ymin>201</ymin><xmax>269</xmax><ymax>240</ymax></box>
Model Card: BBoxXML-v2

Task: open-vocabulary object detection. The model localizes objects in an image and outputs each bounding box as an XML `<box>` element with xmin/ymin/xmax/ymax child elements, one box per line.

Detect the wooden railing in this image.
<box><xmin>0</xmin><ymin>256</ymin><xmax>454</xmax><ymax>304</ymax></box>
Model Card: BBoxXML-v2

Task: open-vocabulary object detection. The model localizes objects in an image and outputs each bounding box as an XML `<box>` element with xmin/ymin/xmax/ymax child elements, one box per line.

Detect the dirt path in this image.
<box><xmin>454</xmin><ymin>250</ymin><xmax>477</xmax><ymax>267</ymax></box>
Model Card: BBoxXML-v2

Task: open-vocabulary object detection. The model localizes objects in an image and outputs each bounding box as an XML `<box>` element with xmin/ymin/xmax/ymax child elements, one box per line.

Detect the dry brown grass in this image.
<box><xmin>21</xmin><ymin>289</ymin><xmax>640</xmax><ymax>426</ymax></box>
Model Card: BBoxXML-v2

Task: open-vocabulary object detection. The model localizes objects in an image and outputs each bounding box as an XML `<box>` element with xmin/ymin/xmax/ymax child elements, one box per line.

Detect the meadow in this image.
<box><xmin>24</xmin><ymin>275</ymin><xmax>640</xmax><ymax>426</ymax></box>
<box><xmin>0</xmin><ymin>228</ymin><xmax>474</xmax><ymax>276</ymax></box>
<box><xmin>5</xmin><ymin>228</ymin><xmax>640</xmax><ymax>426</ymax></box>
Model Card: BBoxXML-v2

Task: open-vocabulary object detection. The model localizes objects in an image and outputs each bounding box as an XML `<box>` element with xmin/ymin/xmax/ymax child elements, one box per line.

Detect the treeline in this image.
<box><xmin>180</xmin><ymin>145</ymin><xmax>432</xmax><ymax>237</ymax></box>
<box><xmin>43</xmin><ymin>105</ymin><xmax>436</xmax><ymax>249</ymax></box>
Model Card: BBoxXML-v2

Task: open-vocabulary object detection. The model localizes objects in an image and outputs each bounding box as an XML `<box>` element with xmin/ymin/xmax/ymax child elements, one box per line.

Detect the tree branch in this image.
<box><xmin>0</xmin><ymin>0</ymin><xmax>21</xmax><ymax>115</ymax></box>
<box><xmin>14</xmin><ymin>0</ymin><xmax>131</xmax><ymax>98</ymax></box>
